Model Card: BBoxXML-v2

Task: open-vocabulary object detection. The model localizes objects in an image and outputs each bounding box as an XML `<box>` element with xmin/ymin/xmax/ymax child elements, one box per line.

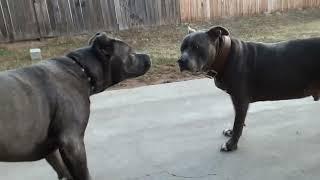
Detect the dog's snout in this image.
<box><xmin>177</xmin><ymin>57</ymin><xmax>187</xmax><ymax>66</ymax></box>
<box><xmin>177</xmin><ymin>57</ymin><xmax>188</xmax><ymax>72</ymax></box>
<box><xmin>136</xmin><ymin>53</ymin><xmax>151</xmax><ymax>70</ymax></box>
<box><xmin>144</xmin><ymin>58</ymin><xmax>151</xmax><ymax>70</ymax></box>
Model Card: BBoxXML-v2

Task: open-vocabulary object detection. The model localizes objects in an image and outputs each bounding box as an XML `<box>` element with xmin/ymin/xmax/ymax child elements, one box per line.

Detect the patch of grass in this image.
<box><xmin>0</xmin><ymin>48</ymin><xmax>14</xmax><ymax>57</ymax></box>
<box><xmin>0</xmin><ymin>60</ymin><xmax>32</xmax><ymax>71</ymax></box>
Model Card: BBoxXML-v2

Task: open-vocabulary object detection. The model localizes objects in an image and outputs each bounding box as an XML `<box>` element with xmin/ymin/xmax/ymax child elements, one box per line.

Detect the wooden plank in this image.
<box><xmin>134</xmin><ymin>0</ymin><xmax>146</xmax><ymax>27</ymax></box>
<box><xmin>5</xmin><ymin>0</ymin><xmax>40</xmax><ymax>41</ymax></box>
<box><xmin>155</xmin><ymin>0</ymin><xmax>162</xmax><ymax>25</ymax></box>
<box><xmin>260</xmin><ymin>0</ymin><xmax>268</xmax><ymax>12</ymax></box>
<box><xmin>0</xmin><ymin>0</ymin><xmax>8</xmax><ymax>41</ymax></box>
<box><xmin>66</xmin><ymin>0</ymin><xmax>75</xmax><ymax>31</ymax></box>
<box><xmin>77</xmin><ymin>0</ymin><xmax>86</xmax><ymax>31</ymax></box>
<box><xmin>4</xmin><ymin>0</ymin><xmax>15</xmax><ymax>40</ymax></box>
<box><xmin>41</xmin><ymin>0</ymin><xmax>53</xmax><ymax>36</ymax></box>
<box><xmin>33</xmin><ymin>0</ymin><xmax>44</xmax><ymax>38</ymax></box>
<box><xmin>106</xmin><ymin>0</ymin><xmax>118</xmax><ymax>30</ymax></box>
<box><xmin>167</xmin><ymin>0</ymin><xmax>175</xmax><ymax>23</ymax></box>
<box><xmin>80</xmin><ymin>0</ymin><xmax>93</xmax><ymax>32</ymax></box>
<box><xmin>56</xmin><ymin>0</ymin><xmax>71</xmax><ymax>35</ymax></box>
<box><xmin>46</xmin><ymin>0</ymin><xmax>61</xmax><ymax>36</ymax></box>
<box><xmin>175</xmin><ymin>0</ymin><xmax>181</xmax><ymax>23</ymax></box>
<box><xmin>99</xmin><ymin>0</ymin><xmax>117</xmax><ymax>30</ymax></box>
<box><xmin>114</xmin><ymin>0</ymin><xmax>127</xmax><ymax>30</ymax></box>
<box><xmin>179</xmin><ymin>0</ymin><xmax>185</xmax><ymax>21</ymax></box>
<box><xmin>91</xmin><ymin>0</ymin><xmax>105</xmax><ymax>31</ymax></box>
<box><xmin>145</xmin><ymin>0</ymin><xmax>155</xmax><ymax>26</ymax></box>
<box><xmin>161</xmin><ymin>0</ymin><xmax>167</xmax><ymax>24</ymax></box>
<box><xmin>68</xmin><ymin>0</ymin><xmax>81</xmax><ymax>33</ymax></box>
<box><xmin>32</xmin><ymin>0</ymin><xmax>53</xmax><ymax>37</ymax></box>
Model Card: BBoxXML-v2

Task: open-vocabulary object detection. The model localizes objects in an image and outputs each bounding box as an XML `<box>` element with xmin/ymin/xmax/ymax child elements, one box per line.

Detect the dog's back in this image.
<box><xmin>241</xmin><ymin>38</ymin><xmax>320</xmax><ymax>101</ymax></box>
<box><xmin>0</xmin><ymin>59</ymin><xmax>87</xmax><ymax>161</ymax></box>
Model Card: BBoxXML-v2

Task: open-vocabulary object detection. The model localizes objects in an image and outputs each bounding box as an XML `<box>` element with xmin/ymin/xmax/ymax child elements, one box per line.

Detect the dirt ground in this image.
<box><xmin>1</xmin><ymin>8</ymin><xmax>320</xmax><ymax>89</ymax></box>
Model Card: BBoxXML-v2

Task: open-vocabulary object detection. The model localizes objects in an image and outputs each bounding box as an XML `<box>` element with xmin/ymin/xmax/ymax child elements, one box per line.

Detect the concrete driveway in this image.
<box><xmin>1</xmin><ymin>78</ymin><xmax>320</xmax><ymax>180</ymax></box>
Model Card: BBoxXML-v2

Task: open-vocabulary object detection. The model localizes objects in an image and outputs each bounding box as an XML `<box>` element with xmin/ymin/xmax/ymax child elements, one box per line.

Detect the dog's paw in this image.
<box><xmin>222</xmin><ymin>128</ymin><xmax>233</xmax><ymax>137</ymax></box>
<box><xmin>60</xmin><ymin>178</ymin><xmax>72</xmax><ymax>180</ymax></box>
<box><xmin>220</xmin><ymin>140</ymin><xmax>237</xmax><ymax>152</ymax></box>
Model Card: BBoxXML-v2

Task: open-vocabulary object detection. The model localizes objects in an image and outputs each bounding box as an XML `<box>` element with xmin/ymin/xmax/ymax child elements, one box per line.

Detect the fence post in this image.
<box><xmin>32</xmin><ymin>0</ymin><xmax>42</xmax><ymax>40</ymax></box>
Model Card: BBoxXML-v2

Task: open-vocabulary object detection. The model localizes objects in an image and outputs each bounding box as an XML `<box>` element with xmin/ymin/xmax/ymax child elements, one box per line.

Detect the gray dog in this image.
<box><xmin>178</xmin><ymin>26</ymin><xmax>320</xmax><ymax>152</ymax></box>
<box><xmin>0</xmin><ymin>32</ymin><xmax>150</xmax><ymax>180</ymax></box>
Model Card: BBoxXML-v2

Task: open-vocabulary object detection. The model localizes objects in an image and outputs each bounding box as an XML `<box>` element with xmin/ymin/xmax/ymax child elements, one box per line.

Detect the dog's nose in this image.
<box><xmin>177</xmin><ymin>58</ymin><xmax>187</xmax><ymax>66</ymax></box>
<box><xmin>144</xmin><ymin>58</ymin><xmax>151</xmax><ymax>70</ymax></box>
<box><xmin>136</xmin><ymin>53</ymin><xmax>151</xmax><ymax>70</ymax></box>
<box><xmin>177</xmin><ymin>57</ymin><xmax>188</xmax><ymax>72</ymax></box>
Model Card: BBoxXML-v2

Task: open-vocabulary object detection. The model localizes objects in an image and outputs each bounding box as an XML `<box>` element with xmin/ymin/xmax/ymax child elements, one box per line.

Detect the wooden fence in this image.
<box><xmin>0</xmin><ymin>0</ymin><xmax>319</xmax><ymax>42</ymax></box>
<box><xmin>180</xmin><ymin>0</ymin><xmax>320</xmax><ymax>21</ymax></box>
<box><xmin>0</xmin><ymin>0</ymin><xmax>180</xmax><ymax>42</ymax></box>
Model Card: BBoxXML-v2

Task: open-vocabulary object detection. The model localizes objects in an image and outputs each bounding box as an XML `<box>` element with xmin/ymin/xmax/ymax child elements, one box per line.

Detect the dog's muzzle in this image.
<box><xmin>177</xmin><ymin>58</ymin><xmax>188</xmax><ymax>72</ymax></box>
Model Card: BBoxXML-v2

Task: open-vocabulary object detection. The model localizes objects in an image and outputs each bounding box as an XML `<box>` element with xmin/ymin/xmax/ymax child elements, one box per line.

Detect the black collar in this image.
<box><xmin>66</xmin><ymin>55</ymin><xmax>96</xmax><ymax>92</ymax></box>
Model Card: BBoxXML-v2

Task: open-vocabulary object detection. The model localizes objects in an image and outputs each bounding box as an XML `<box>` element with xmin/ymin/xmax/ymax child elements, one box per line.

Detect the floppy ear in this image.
<box><xmin>206</xmin><ymin>26</ymin><xmax>230</xmax><ymax>38</ymax></box>
<box><xmin>89</xmin><ymin>32</ymin><xmax>114</xmax><ymax>56</ymax></box>
<box><xmin>188</xmin><ymin>26</ymin><xmax>197</xmax><ymax>34</ymax></box>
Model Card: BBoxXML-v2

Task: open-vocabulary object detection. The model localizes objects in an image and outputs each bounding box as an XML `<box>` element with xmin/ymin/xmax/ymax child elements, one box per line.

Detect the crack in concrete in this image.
<box><xmin>163</xmin><ymin>170</ymin><xmax>217</xmax><ymax>179</ymax></box>
<box><xmin>132</xmin><ymin>170</ymin><xmax>217</xmax><ymax>179</ymax></box>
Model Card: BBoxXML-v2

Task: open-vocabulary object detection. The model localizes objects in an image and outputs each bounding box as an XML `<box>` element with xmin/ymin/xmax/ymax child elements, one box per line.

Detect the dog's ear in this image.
<box><xmin>188</xmin><ymin>26</ymin><xmax>197</xmax><ymax>34</ymax></box>
<box><xmin>89</xmin><ymin>32</ymin><xmax>114</xmax><ymax>56</ymax></box>
<box><xmin>206</xmin><ymin>26</ymin><xmax>229</xmax><ymax>38</ymax></box>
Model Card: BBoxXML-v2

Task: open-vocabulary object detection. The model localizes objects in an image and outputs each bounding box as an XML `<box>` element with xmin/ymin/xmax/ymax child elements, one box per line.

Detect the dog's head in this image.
<box><xmin>178</xmin><ymin>26</ymin><xmax>229</xmax><ymax>73</ymax></box>
<box><xmin>69</xmin><ymin>32</ymin><xmax>151</xmax><ymax>94</ymax></box>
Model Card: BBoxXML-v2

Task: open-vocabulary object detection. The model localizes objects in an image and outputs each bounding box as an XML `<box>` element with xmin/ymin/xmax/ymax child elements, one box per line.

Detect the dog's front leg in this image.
<box><xmin>221</xmin><ymin>96</ymin><xmax>249</xmax><ymax>152</ymax></box>
<box><xmin>59</xmin><ymin>136</ymin><xmax>91</xmax><ymax>180</ymax></box>
<box><xmin>46</xmin><ymin>150</ymin><xmax>73</xmax><ymax>180</ymax></box>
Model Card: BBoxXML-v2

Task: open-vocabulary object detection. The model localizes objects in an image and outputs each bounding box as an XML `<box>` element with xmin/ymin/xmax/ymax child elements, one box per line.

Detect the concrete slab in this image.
<box><xmin>1</xmin><ymin>78</ymin><xmax>320</xmax><ymax>180</ymax></box>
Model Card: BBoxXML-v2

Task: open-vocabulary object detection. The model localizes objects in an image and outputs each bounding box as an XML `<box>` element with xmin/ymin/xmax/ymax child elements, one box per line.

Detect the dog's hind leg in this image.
<box><xmin>46</xmin><ymin>150</ymin><xmax>73</xmax><ymax>180</ymax></box>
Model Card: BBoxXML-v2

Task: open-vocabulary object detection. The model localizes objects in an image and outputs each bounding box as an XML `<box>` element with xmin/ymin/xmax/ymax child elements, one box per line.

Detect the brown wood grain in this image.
<box><xmin>0</xmin><ymin>0</ymin><xmax>319</xmax><ymax>42</ymax></box>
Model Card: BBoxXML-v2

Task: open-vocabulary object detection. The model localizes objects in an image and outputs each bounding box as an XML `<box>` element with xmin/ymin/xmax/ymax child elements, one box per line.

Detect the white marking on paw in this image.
<box><xmin>223</xmin><ymin>129</ymin><xmax>232</xmax><ymax>136</ymax></box>
<box><xmin>221</xmin><ymin>142</ymin><xmax>228</xmax><ymax>151</ymax></box>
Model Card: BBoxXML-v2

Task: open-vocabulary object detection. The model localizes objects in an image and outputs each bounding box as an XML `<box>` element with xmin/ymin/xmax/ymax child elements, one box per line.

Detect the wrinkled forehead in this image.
<box><xmin>181</xmin><ymin>32</ymin><xmax>210</xmax><ymax>49</ymax></box>
<box><xmin>113</xmin><ymin>39</ymin><xmax>133</xmax><ymax>55</ymax></box>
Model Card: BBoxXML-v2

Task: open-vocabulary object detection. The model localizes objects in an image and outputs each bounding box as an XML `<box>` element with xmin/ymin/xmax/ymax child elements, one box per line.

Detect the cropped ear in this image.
<box><xmin>188</xmin><ymin>26</ymin><xmax>197</xmax><ymax>34</ymax></box>
<box><xmin>89</xmin><ymin>32</ymin><xmax>114</xmax><ymax>56</ymax></box>
<box><xmin>206</xmin><ymin>26</ymin><xmax>230</xmax><ymax>38</ymax></box>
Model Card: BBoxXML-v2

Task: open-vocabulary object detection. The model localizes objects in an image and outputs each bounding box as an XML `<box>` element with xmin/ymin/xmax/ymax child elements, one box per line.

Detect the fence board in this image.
<box><xmin>5</xmin><ymin>0</ymin><xmax>39</xmax><ymax>41</ymax></box>
<box><xmin>99</xmin><ymin>0</ymin><xmax>117</xmax><ymax>30</ymax></box>
<box><xmin>0</xmin><ymin>0</ymin><xmax>9</xmax><ymax>41</ymax></box>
